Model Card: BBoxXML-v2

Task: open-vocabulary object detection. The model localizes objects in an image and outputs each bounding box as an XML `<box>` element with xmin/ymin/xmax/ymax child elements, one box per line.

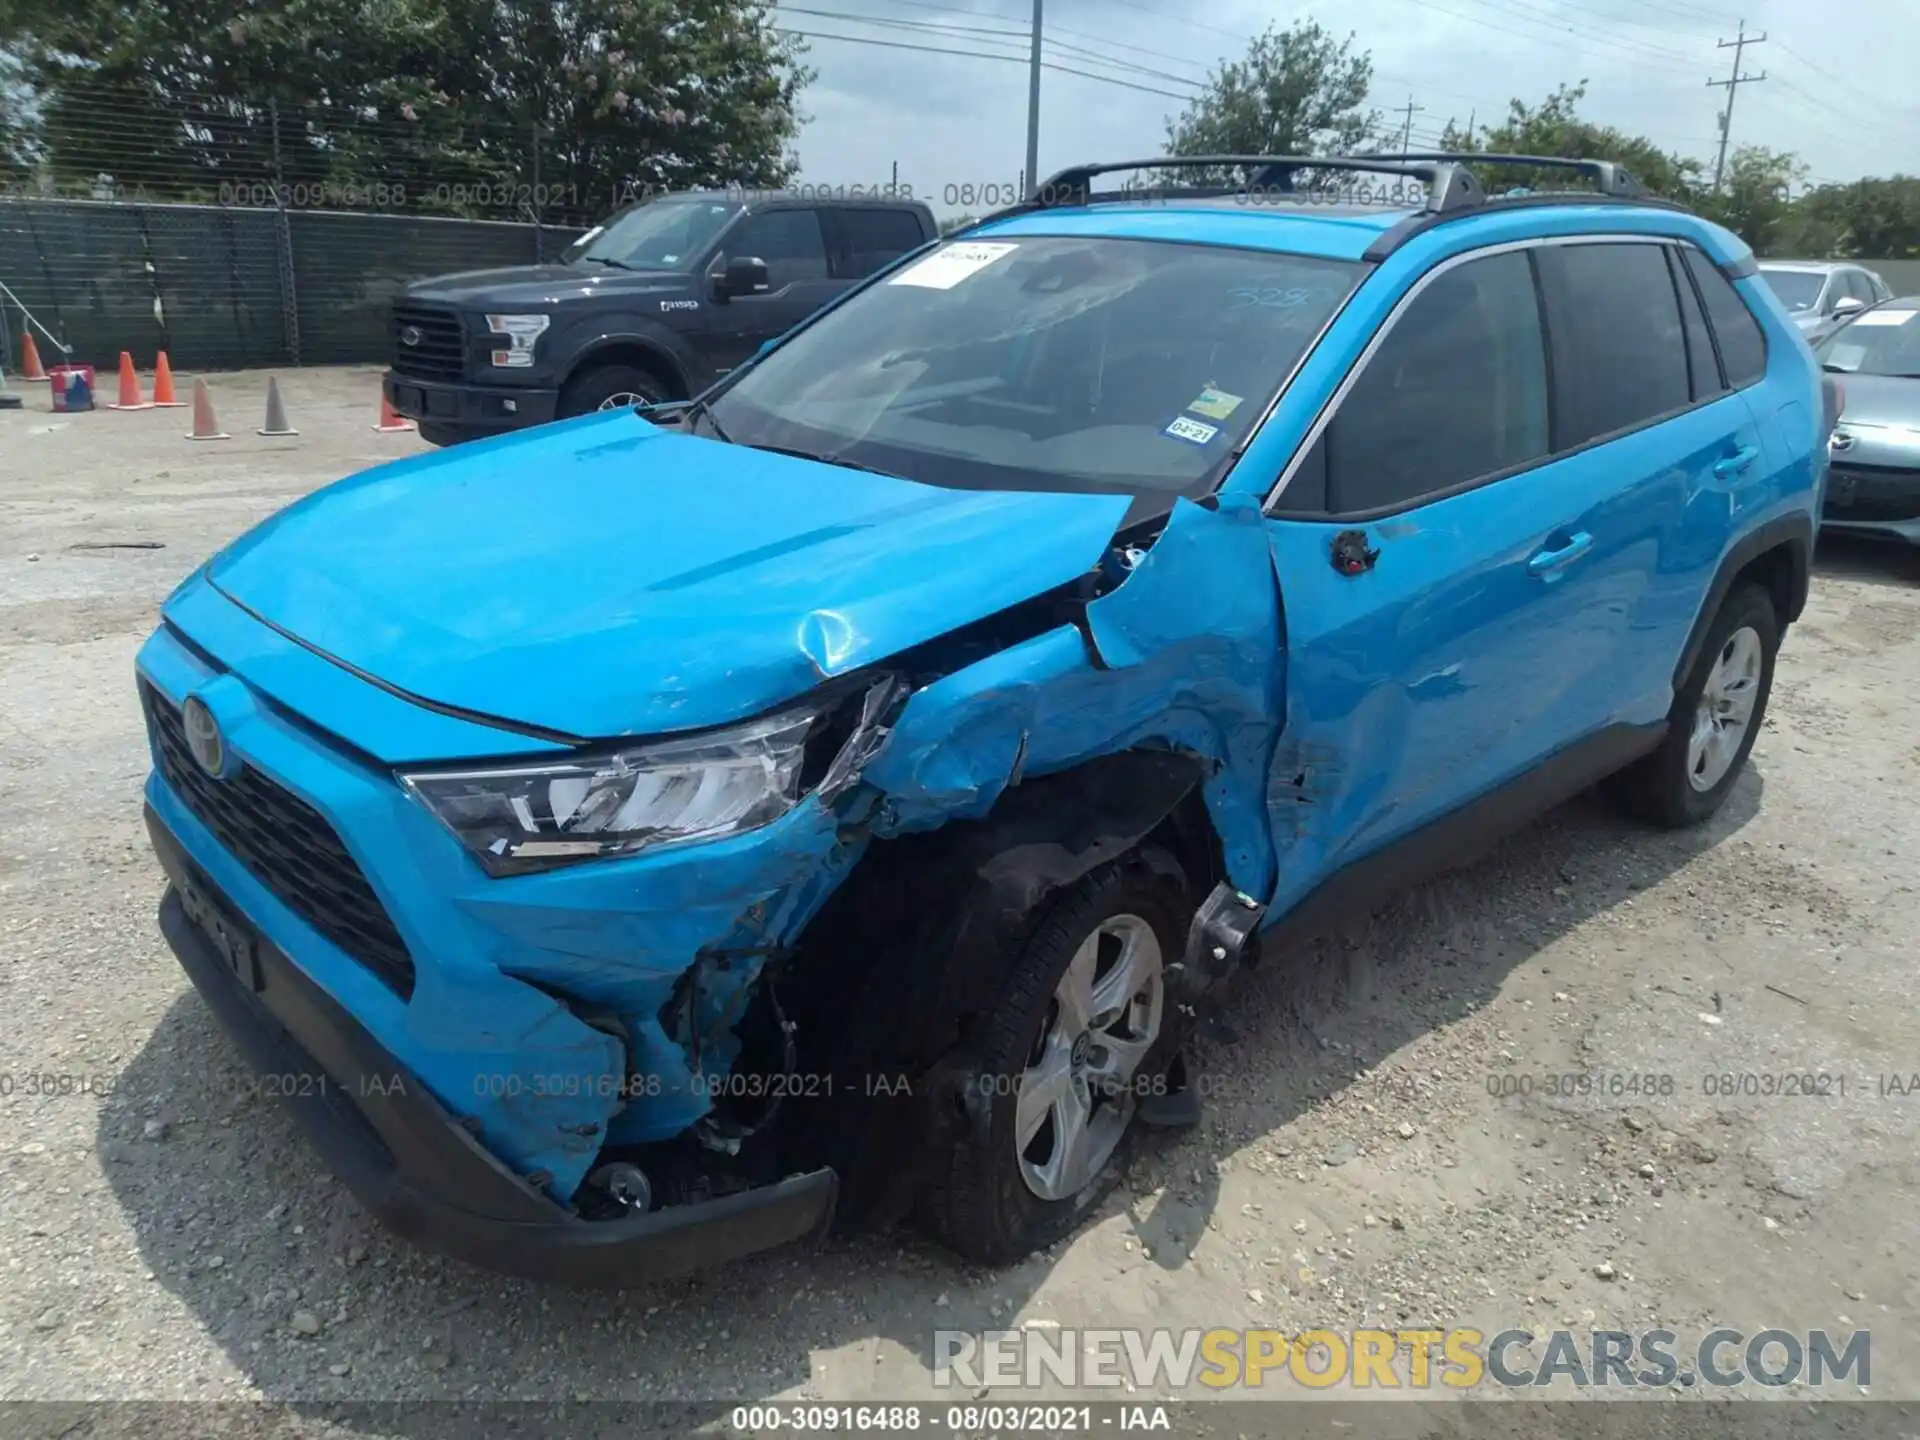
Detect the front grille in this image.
<box><xmin>1827</xmin><ymin>463</ymin><xmax>1920</xmax><ymax>524</ymax></box>
<box><xmin>390</xmin><ymin>303</ymin><xmax>466</xmax><ymax>381</ymax></box>
<box><xmin>142</xmin><ymin>682</ymin><xmax>416</xmax><ymax>998</ymax></box>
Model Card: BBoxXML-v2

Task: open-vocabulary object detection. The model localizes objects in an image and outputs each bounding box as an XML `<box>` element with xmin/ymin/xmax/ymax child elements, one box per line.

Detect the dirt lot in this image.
<box><xmin>3</xmin><ymin>365</ymin><xmax>1919</xmax><ymax>1426</ymax></box>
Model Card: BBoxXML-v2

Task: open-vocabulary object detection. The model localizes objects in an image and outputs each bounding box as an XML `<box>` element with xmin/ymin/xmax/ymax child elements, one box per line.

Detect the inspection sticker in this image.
<box><xmin>1163</xmin><ymin>415</ymin><xmax>1220</xmax><ymax>446</ymax></box>
<box><xmin>1186</xmin><ymin>385</ymin><xmax>1243</xmax><ymax>420</ymax></box>
<box><xmin>889</xmin><ymin>241</ymin><xmax>1019</xmax><ymax>289</ymax></box>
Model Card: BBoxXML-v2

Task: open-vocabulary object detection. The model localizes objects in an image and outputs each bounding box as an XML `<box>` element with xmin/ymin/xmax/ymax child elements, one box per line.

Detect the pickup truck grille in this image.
<box><xmin>390</xmin><ymin>304</ymin><xmax>465</xmax><ymax>381</ymax></box>
<box><xmin>142</xmin><ymin>682</ymin><xmax>417</xmax><ymax>999</ymax></box>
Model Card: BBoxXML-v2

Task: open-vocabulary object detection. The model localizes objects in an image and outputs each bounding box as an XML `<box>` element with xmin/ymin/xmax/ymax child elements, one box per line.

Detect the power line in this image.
<box><xmin>772</xmin><ymin>25</ymin><xmax>1196</xmax><ymax>100</ymax></box>
<box><xmin>1707</xmin><ymin>19</ymin><xmax>1766</xmax><ymax>191</ymax></box>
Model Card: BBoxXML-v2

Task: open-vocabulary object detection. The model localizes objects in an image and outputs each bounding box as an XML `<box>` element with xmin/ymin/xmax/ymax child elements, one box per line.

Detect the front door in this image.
<box><xmin>1260</xmin><ymin>245</ymin><xmax>1635</xmax><ymax>920</ymax></box>
<box><xmin>701</xmin><ymin>208</ymin><xmax>845</xmax><ymax>384</ymax></box>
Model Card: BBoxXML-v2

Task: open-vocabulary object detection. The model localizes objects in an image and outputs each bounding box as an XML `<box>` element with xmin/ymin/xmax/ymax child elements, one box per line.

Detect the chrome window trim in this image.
<box><xmin>1261</xmin><ymin>232</ymin><xmax>1682</xmax><ymax>514</ymax></box>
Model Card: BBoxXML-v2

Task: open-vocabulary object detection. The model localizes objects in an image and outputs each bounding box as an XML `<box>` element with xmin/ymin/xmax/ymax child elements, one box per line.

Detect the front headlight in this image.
<box><xmin>485</xmin><ymin>313</ymin><xmax>550</xmax><ymax>368</ymax></box>
<box><xmin>400</xmin><ymin>707</ymin><xmax>816</xmax><ymax>876</ymax></box>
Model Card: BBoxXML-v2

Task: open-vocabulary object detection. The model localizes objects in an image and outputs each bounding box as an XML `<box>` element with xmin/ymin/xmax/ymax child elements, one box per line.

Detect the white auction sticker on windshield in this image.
<box><xmin>1851</xmin><ymin>309</ymin><xmax>1914</xmax><ymax>326</ymax></box>
<box><xmin>889</xmin><ymin>242</ymin><xmax>1019</xmax><ymax>289</ymax></box>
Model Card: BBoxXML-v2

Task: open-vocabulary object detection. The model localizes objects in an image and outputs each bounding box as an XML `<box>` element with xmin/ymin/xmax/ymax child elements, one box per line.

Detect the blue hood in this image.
<box><xmin>205</xmin><ymin>411</ymin><xmax>1133</xmax><ymax>739</ymax></box>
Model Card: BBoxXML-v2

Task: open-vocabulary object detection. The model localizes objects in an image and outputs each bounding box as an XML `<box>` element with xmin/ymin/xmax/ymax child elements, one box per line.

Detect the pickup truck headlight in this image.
<box><xmin>400</xmin><ymin>707</ymin><xmax>816</xmax><ymax>876</ymax></box>
<box><xmin>484</xmin><ymin>313</ymin><xmax>550</xmax><ymax>369</ymax></box>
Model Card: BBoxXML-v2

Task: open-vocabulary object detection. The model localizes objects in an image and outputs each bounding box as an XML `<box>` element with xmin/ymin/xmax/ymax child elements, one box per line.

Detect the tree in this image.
<box><xmin>1164</xmin><ymin>19</ymin><xmax>1378</xmax><ymax>177</ymax></box>
<box><xmin>1696</xmin><ymin>145</ymin><xmax>1803</xmax><ymax>255</ymax></box>
<box><xmin>1787</xmin><ymin>176</ymin><xmax>1920</xmax><ymax>260</ymax></box>
<box><xmin>1439</xmin><ymin>81</ymin><xmax>1704</xmax><ymax>201</ymax></box>
<box><xmin>2</xmin><ymin>0</ymin><xmax>809</xmax><ymax>218</ymax></box>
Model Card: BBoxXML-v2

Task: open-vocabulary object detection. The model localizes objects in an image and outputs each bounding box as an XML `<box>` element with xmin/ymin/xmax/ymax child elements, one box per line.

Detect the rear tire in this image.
<box><xmin>416</xmin><ymin>422</ymin><xmax>489</xmax><ymax>447</ymax></box>
<box><xmin>1607</xmin><ymin>581</ymin><xmax>1778</xmax><ymax>828</ymax></box>
<box><xmin>558</xmin><ymin>363</ymin><xmax>672</xmax><ymax>418</ymax></box>
<box><xmin>918</xmin><ymin>850</ymin><xmax>1189</xmax><ymax>1265</ymax></box>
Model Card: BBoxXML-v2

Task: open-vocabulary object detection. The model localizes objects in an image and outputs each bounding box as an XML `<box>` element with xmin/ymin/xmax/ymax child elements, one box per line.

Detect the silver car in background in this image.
<box><xmin>1815</xmin><ymin>297</ymin><xmax>1920</xmax><ymax>546</ymax></box>
<box><xmin>1760</xmin><ymin>261</ymin><xmax>1895</xmax><ymax>346</ymax></box>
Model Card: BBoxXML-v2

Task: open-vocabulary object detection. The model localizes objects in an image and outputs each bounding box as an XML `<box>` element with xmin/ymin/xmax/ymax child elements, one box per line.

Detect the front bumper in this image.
<box><xmin>383</xmin><ymin>371</ymin><xmax>558</xmax><ymax>433</ymax></box>
<box><xmin>1820</xmin><ymin>464</ymin><xmax>1920</xmax><ymax>545</ymax></box>
<box><xmin>148</xmin><ymin>806</ymin><xmax>838</xmax><ymax>1285</ymax></box>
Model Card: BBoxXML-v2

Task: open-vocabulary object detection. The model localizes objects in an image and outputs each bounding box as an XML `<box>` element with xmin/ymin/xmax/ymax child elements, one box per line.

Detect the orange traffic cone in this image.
<box><xmin>106</xmin><ymin>350</ymin><xmax>152</xmax><ymax>410</ymax></box>
<box><xmin>258</xmin><ymin>376</ymin><xmax>298</xmax><ymax>436</ymax></box>
<box><xmin>372</xmin><ymin>390</ymin><xmax>415</xmax><ymax>433</ymax></box>
<box><xmin>19</xmin><ymin>333</ymin><xmax>48</xmax><ymax>381</ymax></box>
<box><xmin>184</xmin><ymin>378</ymin><xmax>230</xmax><ymax>440</ymax></box>
<box><xmin>152</xmin><ymin>351</ymin><xmax>187</xmax><ymax>407</ymax></box>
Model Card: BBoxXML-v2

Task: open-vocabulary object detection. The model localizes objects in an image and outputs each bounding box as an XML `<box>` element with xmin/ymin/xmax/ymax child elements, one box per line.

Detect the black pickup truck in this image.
<box><xmin>383</xmin><ymin>190</ymin><xmax>938</xmax><ymax>445</ymax></box>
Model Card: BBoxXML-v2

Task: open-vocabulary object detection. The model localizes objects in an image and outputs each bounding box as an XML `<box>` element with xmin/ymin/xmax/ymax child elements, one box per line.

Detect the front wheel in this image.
<box><xmin>1607</xmin><ymin>581</ymin><xmax>1778</xmax><ymax>828</ymax></box>
<box><xmin>558</xmin><ymin>363</ymin><xmax>671</xmax><ymax>418</ymax></box>
<box><xmin>918</xmin><ymin>852</ymin><xmax>1188</xmax><ymax>1264</ymax></box>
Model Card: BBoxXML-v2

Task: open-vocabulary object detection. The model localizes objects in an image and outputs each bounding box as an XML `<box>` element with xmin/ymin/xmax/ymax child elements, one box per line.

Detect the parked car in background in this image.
<box><xmin>1758</xmin><ymin>261</ymin><xmax>1894</xmax><ymax>345</ymax></box>
<box><xmin>384</xmin><ymin>189</ymin><xmax>938</xmax><ymax>446</ymax></box>
<box><xmin>1815</xmin><ymin>296</ymin><xmax>1920</xmax><ymax>545</ymax></box>
<box><xmin>141</xmin><ymin>151</ymin><xmax>1828</xmax><ymax>1286</ymax></box>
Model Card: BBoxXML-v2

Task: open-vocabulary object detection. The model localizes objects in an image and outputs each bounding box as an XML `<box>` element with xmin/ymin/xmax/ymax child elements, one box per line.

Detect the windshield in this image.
<box><xmin>567</xmin><ymin>198</ymin><xmax>742</xmax><ymax>271</ymax></box>
<box><xmin>706</xmin><ymin>234</ymin><xmax>1361</xmax><ymax>498</ymax></box>
<box><xmin>1759</xmin><ymin>269</ymin><xmax>1825</xmax><ymax>312</ymax></box>
<box><xmin>1816</xmin><ymin>307</ymin><xmax>1920</xmax><ymax>377</ymax></box>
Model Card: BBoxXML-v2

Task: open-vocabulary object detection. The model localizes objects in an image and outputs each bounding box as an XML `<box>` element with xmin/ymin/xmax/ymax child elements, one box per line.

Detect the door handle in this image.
<box><xmin>1714</xmin><ymin>445</ymin><xmax>1760</xmax><ymax>480</ymax></box>
<box><xmin>1527</xmin><ymin>530</ymin><xmax>1594</xmax><ymax>576</ymax></box>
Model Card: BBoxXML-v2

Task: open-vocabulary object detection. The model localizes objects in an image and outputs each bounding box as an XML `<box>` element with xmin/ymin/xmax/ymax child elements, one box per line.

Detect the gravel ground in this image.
<box><xmin>3</xmin><ymin>366</ymin><xmax>1919</xmax><ymax>1427</ymax></box>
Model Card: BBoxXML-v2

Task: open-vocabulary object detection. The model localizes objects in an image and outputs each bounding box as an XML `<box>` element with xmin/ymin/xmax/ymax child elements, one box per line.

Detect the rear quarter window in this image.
<box><xmin>1684</xmin><ymin>248</ymin><xmax>1768</xmax><ymax>388</ymax></box>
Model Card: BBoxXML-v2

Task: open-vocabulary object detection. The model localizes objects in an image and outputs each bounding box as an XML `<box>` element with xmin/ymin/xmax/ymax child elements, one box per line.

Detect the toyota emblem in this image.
<box><xmin>400</xmin><ymin>325</ymin><xmax>423</xmax><ymax>347</ymax></box>
<box><xmin>182</xmin><ymin>695</ymin><xmax>226</xmax><ymax>779</ymax></box>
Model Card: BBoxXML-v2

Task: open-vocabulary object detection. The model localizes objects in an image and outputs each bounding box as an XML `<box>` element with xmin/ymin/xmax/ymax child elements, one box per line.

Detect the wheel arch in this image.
<box><xmin>560</xmin><ymin>335</ymin><xmax>690</xmax><ymax>400</ymax></box>
<box><xmin>1672</xmin><ymin>512</ymin><xmax>1812</xmax><ymax>692</ymax></box>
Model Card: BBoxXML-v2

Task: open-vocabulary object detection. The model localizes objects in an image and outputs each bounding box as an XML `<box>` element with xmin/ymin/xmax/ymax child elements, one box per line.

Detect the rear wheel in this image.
<box><xmin>558</xmin><ymin>363</ymin><xmax>672</xmax><ymax>418</ymax></box>
<box><xmin>918</xmin><ymin>851</ymin><xmax>1187</xmax><ymax>1264</ymax></box>
<box><xmin>1607</xmin><ymin>581</ymin><xmax>1778</xmax><ymax>828</ymax></box>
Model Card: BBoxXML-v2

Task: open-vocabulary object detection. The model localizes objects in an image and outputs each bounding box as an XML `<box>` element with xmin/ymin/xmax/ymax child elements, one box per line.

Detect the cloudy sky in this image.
<box><xmin>772</xmin><ymin>0</ymin><xmax>1919</xmax><ymax>214</ymax></box>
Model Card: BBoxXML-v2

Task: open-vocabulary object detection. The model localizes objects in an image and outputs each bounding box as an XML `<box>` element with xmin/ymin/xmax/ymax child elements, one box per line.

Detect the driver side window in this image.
<box><xmin>724</xmin><ymin>210</ymin><xmax>829</xmax><ymax>289</ymax></box>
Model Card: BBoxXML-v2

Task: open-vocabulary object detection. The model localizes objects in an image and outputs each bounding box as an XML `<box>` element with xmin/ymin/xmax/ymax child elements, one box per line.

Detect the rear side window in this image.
<box><xmin>1536</xmin><ymin>242</ymin><xmax>1691</xmax><ymax>447</ymax></box>
<box><xmin>1667</xmin><ymin>247</ymin><xmax>1723</xmax><ymax>401</ymax></box>
<box><xmin>1321</xmin><ymin>250</ymin><xmax>1549</xmax><ymax>512</ymax></box>
<box><xmin>835</xmin><ymin>209</ymin><xmax>928</xmax><ymax>279</ymax></box>
<box><xmin>1684</xmin><ymin>248</ymin><xmax>1767</xmax><ymax>388</ymax></box>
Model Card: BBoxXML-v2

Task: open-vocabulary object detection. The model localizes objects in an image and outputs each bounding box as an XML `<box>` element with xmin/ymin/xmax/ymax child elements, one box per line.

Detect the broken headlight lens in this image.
<box><xmin>399</xmin><ymin>707</ymin><xmax>817</xmax><ymax>876</ymax></box>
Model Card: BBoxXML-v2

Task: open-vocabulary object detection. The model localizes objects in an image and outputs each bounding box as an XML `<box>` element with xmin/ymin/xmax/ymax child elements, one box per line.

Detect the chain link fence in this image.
<box><xmin>1</xmin><ymin>79</ymin><xmax>641</xmax><ymax>369</ymax></box>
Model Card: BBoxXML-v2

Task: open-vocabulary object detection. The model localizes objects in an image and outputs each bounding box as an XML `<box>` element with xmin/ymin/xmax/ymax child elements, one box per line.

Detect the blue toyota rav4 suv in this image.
<box><xmin>138</xmin><ymin>153</ymin><xmax>1834</xmax><ymax>1283</ymax></box>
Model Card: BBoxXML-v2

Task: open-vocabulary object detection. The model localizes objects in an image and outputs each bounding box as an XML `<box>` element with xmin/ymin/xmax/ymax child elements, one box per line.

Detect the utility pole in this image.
<box><xmin>1709</xmin><ymin>19</ymin><xmax>1767</xmax><ymax>191</ymax></box>
<box><xmin>1397</xmin><ymin>96</ymin><xmax>1426</xmax><ymax>156</ymax></box>
<box><xmin>1024</xmin><ymin>0</ymin><xmax>1043</xmax><ymax>197</ymax></box>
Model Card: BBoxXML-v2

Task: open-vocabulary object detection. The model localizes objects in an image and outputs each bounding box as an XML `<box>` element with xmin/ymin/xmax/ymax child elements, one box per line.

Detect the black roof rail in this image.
<box><xmin>1351</xmin><ymin>151</ymin><xmax>1648</xmax><ymax>198</ymax></box>
<box><xmin>954</xmin><ymin>154</ymin><xmax>1487</xmax><ymax>231</ymax></box>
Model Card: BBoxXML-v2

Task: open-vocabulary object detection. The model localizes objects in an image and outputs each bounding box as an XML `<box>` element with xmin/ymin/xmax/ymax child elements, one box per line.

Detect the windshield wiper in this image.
<box><xmin>680</xmin><ymin>396</ymin><xmax>731</xmax><ymax>442</ymax></box>
<box><xmin>581</xmin><ymin>255</ymin><xmax>639</xmax><ymax>271</ymax></box>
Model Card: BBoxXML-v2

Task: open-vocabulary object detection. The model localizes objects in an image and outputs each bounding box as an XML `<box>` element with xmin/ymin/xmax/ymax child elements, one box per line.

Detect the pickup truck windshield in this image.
<box><xmin>569</xmin><ymin>197</ymin><xmax>742</xmax><ymax>271</ymax></box>
<box><xmin>707</xmin><ymin>235</ymin><xmax>1361</xmax><ymax>498</ymax></box>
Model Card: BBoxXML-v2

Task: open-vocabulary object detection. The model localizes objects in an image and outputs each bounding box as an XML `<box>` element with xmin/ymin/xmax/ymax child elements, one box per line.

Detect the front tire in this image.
<box><xmin>919</xmin><ymin>852</ymin><xmax>1189</xmax><ymax>1265</ymax></box>
<box><xmin>558</xmin><ymin>363</ymin><xmax>671</xmax><ymax>418</ymax></box>
<box><xmin>1608</xmin><ymin>581</ymin><xmax>1778</xmax><ymax>828</ymax></box>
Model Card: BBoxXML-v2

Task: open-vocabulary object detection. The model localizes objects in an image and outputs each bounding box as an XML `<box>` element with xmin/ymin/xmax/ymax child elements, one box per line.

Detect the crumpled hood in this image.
<box><xmin>405</xmin><ymin>263</ymin><xmax>693</xmax><ymax>308</ymax></box>
<box><xmin>204</xmin><ymin>411</ymin><xmax>1132</xmax><ymax>739</ymax></box>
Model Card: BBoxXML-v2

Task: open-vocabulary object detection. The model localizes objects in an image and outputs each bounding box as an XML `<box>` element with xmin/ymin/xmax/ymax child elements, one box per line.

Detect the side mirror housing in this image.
<box><xmin>714</xmin><ymin>255</ymin><xmax>771</xmax><ymax>302</ymax></box>
<box><xmin>1832</xmin><ymin>295</ymin><xmax>1866</xmax><ymax>316</ymax></box>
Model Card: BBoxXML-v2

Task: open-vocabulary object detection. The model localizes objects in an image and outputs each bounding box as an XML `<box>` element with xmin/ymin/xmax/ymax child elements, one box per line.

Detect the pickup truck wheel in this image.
<box><xmin>417</xmin><ymin>422</ymin><xmax>484</xmax><ymax>447</ymax></box>
<box><xmin>919</xmin><ymin>852</ymin><xmax>1187</xmax><ymax>1265</ymax></box>
<box><xmin>559</xmin><ymin>364</ymin><xmax>671</xmax><ymax>418</ymax></box>
<box><xmin>1608</xmin><ymin>581</ymin><xmax>1778</xmax><ymax>828</ymax></box>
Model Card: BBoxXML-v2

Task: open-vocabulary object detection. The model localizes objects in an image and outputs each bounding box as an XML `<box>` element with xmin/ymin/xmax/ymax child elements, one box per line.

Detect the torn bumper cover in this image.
<box><xmin>149</xmin><ymin>809</ymin><xmax>837</xmax><ymax>1285</ymax></box>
